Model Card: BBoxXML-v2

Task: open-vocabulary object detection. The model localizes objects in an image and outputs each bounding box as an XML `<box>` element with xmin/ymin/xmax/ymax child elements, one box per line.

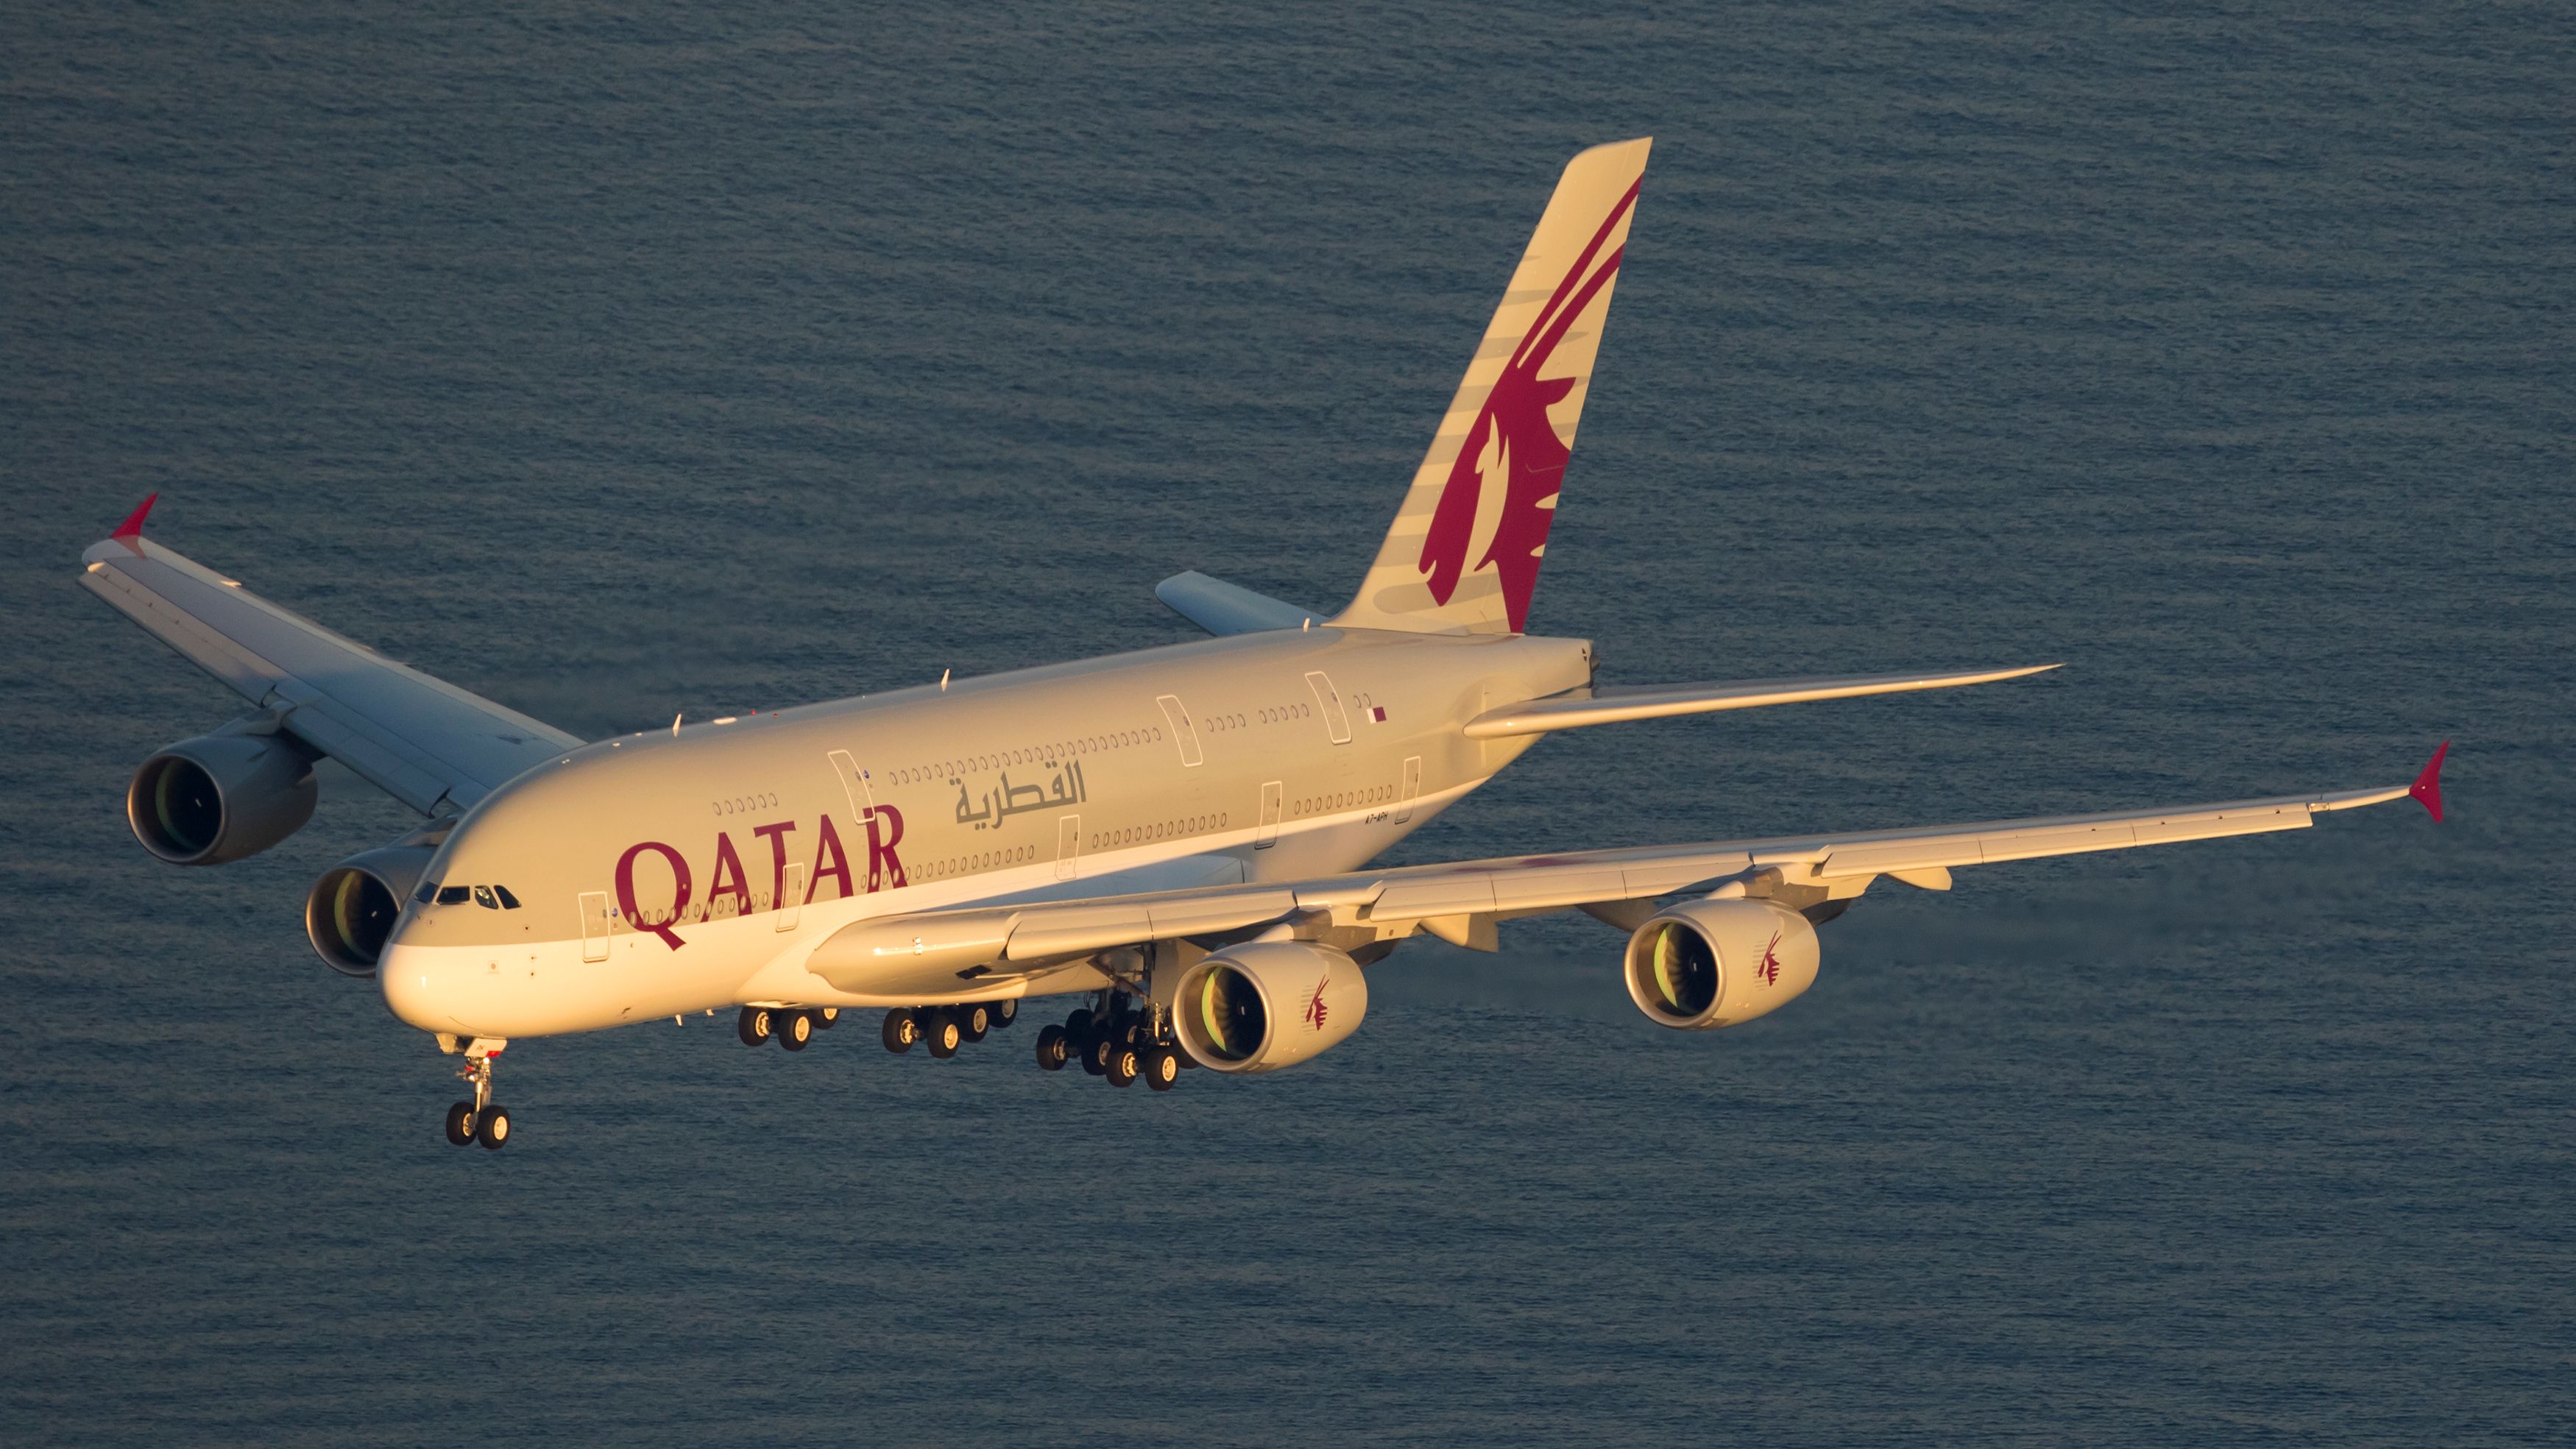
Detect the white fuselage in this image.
<box><xmin>378</xmin><ymin>626</ymin><xmax>1590</xmax><ymax>1039</ymax></box>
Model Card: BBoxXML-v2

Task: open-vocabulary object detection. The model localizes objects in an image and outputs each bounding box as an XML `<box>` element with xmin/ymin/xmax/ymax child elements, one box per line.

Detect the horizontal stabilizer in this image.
<box><xmin>1462</xmin><ymin>665</ymin><xmax>2059</xmax><ymax>739</ymax></box>
<box><xmin>1154</xmin><ymin>571</ymin><xmax>1316</xmax><ymax>637</ymax></box>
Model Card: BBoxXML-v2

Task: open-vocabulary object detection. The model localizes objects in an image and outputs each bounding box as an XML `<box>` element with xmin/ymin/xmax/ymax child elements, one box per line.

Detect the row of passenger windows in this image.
<box><xmin>634</xmin><ymin>892</ymin><xmax>784</xmax><ymax>926</ymax></box>
<box><xmin>1092</xmin><ymin>814</ymin><xmax>1226</xmax><ymax>850</ymax></box>
<box><xmin>887</xmin><ymin>728</ymin><xmax>1163</xmax><ymax>786</ymax></box>
<box><xmin>916</xmin><ymin>844</ymin><xmax>1038</xmax><ymax>880</ymax></box>
<box><xmin>414</xmin><ymin>880</ymin><xmax>523</xmax><ymax>910</ymax></box>
<box><xmin>713</xmin><ymin>792</ymin><xmax>779</xmax><ymax>817</ymax></box>
<box><xmin>1295</xmin><ymin>784</ymin><xmax>1396</xmax><ymax>817</ymax></box>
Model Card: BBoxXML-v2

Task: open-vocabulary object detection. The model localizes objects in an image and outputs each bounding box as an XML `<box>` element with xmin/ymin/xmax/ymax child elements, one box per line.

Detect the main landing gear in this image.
<box><xmin>1035</xmin><ymin>990</ymin><xmax>1189</xmax><ymax>1092</ymax></box>
<box><xmin>877</xmin><ymin>999</ymin><xmax>1020</xmax><ymax>1060</ymax></box>
<box><xmin>441</xmin><ymin>1044</ymin><xmax>512</xmax><ymax>1149</ymax></box>
<box><xmin>737</xmin><ymin>1005</ymin><xmax>843</xmax><ymax>1051</ymax></box>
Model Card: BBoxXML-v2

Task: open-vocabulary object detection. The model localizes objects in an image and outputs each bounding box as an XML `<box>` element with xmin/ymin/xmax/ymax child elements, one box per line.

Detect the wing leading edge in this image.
<box><xmin>804</xmin><ymin>753</ymin><xmax>2442</xmax><ymax>991</ymax></box>
<box><xmin>1462</xmin><ymin>664</ymin><xmax>2062</xmax><ymax>738</ymax></box>
<box><xmin>79</xmin><ymin>503</ymin><xmax>581</xmax><ymax>816</ymax></box>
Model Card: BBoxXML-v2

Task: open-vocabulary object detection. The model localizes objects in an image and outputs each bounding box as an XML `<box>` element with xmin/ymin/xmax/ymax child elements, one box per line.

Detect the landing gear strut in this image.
<box><xmin>442</xmin><ymin>1044</ymin><xmax>511</xmax><ymax>1149</ymax></box>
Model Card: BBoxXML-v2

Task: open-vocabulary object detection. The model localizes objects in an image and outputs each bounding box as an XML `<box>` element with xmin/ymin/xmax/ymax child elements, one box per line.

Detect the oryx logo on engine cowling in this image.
<box><xmin>1303</xmin><ymin>971</ymin><xmax>1331</xmax><ymax>1031</ymax></box>
<box><xmin>1755</xmin><ymin>930</ymin><xmax>1783</xmax><ymax>988</ymax></box>
<box><xmin>615</xmin><ymin>806</ymin><xmax>907</xmax><ymax>950</ymax></box>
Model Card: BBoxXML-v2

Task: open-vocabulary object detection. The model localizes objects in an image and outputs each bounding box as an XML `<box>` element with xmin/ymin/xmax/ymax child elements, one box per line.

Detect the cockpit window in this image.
<box><xmin>492</xmin><ymin>885</ymin><xmax>522</xmax><ymax>910</ymax></box>
<box><xmin>473</xmin><ymin>885</ymin><xmax>499</xmax><ymax>909</ymax></box>
<box><xmin>414</xmin><ymin>879</ymin><xmax>440</xmax><ymax>905</ymax></box>
<box><xmin>436</xmin><ymin>886</ymin><xmax>471</xmax><ymax>905</ymax></box>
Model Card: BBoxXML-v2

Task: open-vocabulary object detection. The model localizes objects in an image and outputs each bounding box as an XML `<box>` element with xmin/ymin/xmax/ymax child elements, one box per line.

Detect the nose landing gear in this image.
<box><xmin>439</xmin><ymin>1041</ymin><xmax>512</xmax><ymax>1149</ymax></box>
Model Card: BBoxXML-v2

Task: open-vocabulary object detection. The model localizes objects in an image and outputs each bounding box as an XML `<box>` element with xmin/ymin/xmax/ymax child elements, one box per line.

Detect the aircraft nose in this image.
<box><xmin>378</xmin><ymin>941</ymin><xmax>468</xmax><ymax>1032</ymax></box>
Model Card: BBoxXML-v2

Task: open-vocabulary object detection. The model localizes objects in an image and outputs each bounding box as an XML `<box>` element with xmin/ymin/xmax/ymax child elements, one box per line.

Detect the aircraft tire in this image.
<box><xmin>815</xmin><ymin>1007</ymin><xmax>839</xmax><ymax>1030</ymax></box>
<box><xmin>882</xmin><ymin>1009</ymin><xmax>918</xmax><ymax>1055</ymax></box>
<box><xmin>779</xmin><ymin>1011</ymin><xmax>813</xmax><ymax>1051</ymax></box>
<box><xmin>1144</xmin><ymin>1048</ymin><xmax>1181</xmax><ymax>1091</ymax></box>
<box><xmin>995</xmin><ymin>999</ymin><xmax>1018</xmax><ymax>1029</ymax></box>
<box><xmin>1064</xmin><ymin>1007</ymin><xmax>1093</xmax><ymax>1046</ymax></box>
<box><xmin>1105</xmin><ymin>1045</ymin><xmax>1141</xmax><ymax>1088</ymax></box>
<box><xmin>738</xmin><ymin>1007</ymin><xmax>771</xmax><ymax>1046</ymax></box>
<box><xmin>475</xmin><ymin>1105</ymin><xmax>512</xmax><ymax>1149</ymax></box>
<box><xmin>1081</xmin><ymin>1033</ymin><xmax>1111</xmax><ymax>1076</ymax></box>
<box><xmin>927</xmin><ymin>1012</ymin><xmax>962</xmax><ymax>1059</ymax></box>
<box><xmin>960</xmin><ymin>1005</ymin><xmax>990</xmax><ymax>1042</ymax></box>
<box><xmin>444</xmin><ymin>1102</ymin><xmax>477</xmax><ymax>1146</ymax></box>
<box><xmin>1035</xmin><ymin>1024</ymin><xmax>1069</xmax><ymax>1071</ymax></box>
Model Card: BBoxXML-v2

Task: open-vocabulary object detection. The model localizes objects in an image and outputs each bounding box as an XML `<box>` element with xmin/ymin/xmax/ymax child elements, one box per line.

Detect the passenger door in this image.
<box><xmin>578</xmin><ymin>890</ymin><xmax>612</xmax><ymax>963</ymax></box>
<box><xmin>1256</xmin><ymin>781</ymin><xmax>1284</xmax><ymax>848</ymax></box>
<box><xmin>1304</xmin><ymin>672</ymin><xmax>1352</xmax><ymax>744</ymax></box>
<box><xmin>1057</xmin><ymin>815</ymin><xmax>1083</xmax><ymax>880</ymax></box>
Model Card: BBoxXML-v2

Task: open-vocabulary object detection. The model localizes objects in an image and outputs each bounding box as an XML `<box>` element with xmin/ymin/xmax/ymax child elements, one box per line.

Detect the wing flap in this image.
<box><xmin>1462</xmin><ymin>665</ymin><xmax>2059</xmax><ymax>739</ymax></box>
<box><xmin>81</xmin><ymin>528</ymin><xmax>581</xmax><ymax>815</ymax></box>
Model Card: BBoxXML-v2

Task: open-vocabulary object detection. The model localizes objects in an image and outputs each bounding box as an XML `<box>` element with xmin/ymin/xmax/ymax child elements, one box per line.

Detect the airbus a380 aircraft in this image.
<box><xmin>82</xmin><ymin>139</ymin><xmax>2446</xmax><ymax>1150</ymax></box>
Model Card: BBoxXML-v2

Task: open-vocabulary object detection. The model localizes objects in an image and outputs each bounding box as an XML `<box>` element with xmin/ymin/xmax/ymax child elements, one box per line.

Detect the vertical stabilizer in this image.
<box><xmin>1334</xmin><ymin>138</ymin><xmax>1650</xmax><ymax>635</ymax></box>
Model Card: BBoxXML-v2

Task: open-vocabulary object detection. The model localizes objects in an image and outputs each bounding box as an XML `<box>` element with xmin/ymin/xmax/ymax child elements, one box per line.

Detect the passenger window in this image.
<box><xmin>414</xmin><ymin>879</ymin><xmax>440</xmax><ymax>905</ymax></box>
<box><xmin>437</xmin><ymin>886</ymin><xmax>470</xmax><ymax>905</ymax></box>
<box><xmin>494</xmin><ymin>885</ymin><xmax>522</xmax><ymax>910</ymax></box>
<box><xmin>473</xmin><ymin>886</ymin><xmax>500</xmax><ymax>910</ymax></box>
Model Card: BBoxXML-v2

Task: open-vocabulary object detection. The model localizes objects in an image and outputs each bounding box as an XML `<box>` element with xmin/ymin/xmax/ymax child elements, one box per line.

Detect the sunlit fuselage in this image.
<box><xmin>379</xmin><ymin>626</ymin><xmax>1588</xmax><ymax>1039</ymax></box>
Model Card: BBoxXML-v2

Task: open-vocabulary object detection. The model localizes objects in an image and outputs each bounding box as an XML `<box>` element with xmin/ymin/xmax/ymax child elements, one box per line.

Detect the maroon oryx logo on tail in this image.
<box><xmin>1416</xmin><ymin>180</ymin><xmax>1641</xmax><ymax>633</ymax></box>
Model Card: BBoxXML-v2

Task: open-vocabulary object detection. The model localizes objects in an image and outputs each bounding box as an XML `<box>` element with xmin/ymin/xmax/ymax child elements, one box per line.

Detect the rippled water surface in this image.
<box><xmin>4</xmin><ymin>4</ymin><xmax>2571</xmax><ymax>1444</ymax></box>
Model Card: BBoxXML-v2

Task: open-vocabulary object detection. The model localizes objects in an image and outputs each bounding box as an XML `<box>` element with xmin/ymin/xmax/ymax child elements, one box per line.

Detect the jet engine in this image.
<box><xmin>1622</xmin><ymin>899</ymin><xmax>1821</xmax><ymax>1030</ymax></box>
<box><xmin>305</xmin><ymin>843</ymin><xmax>437</xmax><ymax>977</ymax></box>
<box><xmin>1171</xmin><ymin>940</ymin><xmax>1368</xmax><ymax>1074</ymax></box>
<box><xmin>125</xmin><ymin>731</ymin><xmax>318</xmax><ymax>865</ymax></box>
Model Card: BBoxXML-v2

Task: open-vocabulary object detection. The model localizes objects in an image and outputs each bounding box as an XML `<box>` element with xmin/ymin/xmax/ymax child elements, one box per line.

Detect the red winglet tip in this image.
<box><xmin>2409</xmin><ymin>740</ymin><xmax>2449</xmax><ymax>823</ymax></box>
<box><xmin>110</xmin><ymin>493</ymin><xmax>158</xmax><ymax>539</ymax></box>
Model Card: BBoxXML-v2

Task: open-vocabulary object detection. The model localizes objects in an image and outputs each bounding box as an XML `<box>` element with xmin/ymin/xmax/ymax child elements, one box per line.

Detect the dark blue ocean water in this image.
<box><xmin>5</xmin><ymin>4</ymin><xmax>2571</xmax><ymax>1443</ymax></box>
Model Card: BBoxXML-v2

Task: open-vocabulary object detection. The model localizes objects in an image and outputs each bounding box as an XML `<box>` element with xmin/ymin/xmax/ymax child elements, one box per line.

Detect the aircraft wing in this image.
<box><xmin>806</xmin><ymin>751</ymin><xmax>2444</xmax><ymax>991</ymax></box>
<box><xmin>78</xmin><ymin>498</ymin><xmax>582</xmax><ymax>816</ymax></box>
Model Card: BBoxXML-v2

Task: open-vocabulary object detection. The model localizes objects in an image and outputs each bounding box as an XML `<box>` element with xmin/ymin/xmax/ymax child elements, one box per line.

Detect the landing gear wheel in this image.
<box><xmin>927</xmin><ymin>1011</ymin><xmax>963</xmax><ymax>1059</ymax></box>
<box><xmin>1144</xmin><ymin>1047</ymin><xmax>1181</xmax><ymax>1091</ymax></box>
<box><xmin>475</xmin><ymin>1104</ymin><xmax>512</xmax><ymax>1149</ymax></box>
<box><xmin>737</xmin><ymin>1006</ymin><xmax>773</xmax><ymax>1046</ymax></box>
<box><xmin>882</xmin><ymin>1008</ymin><xmax>919</xmax><ymax>1054</ymax></box>
<box><xmin>1035</xmin><ymin>1024</ymin><xmax>1069</xmax><ymax>1071</ymax></box>
<box><xmin>1105</xmin><ymin>1044</ymin><xmax>1141</xmax><ymax>1088</ymax></box>
<box><xmin>1065</xmin><ymin>1007</ymin><xmax>1094</xmax><ymax>1044</ymax></box>
<box><xmin>1082</xmin><ymin>1033</ymin><xmax>1112</xmax><ymax>1076</ymax></box>
<box><xmin>960</xmin><ymin>1005</ymin><xmax>991</xmax><ymax>1042</ymax></box>
<box><xmin>779</xmin><ymin>1010</ymin><xmax>813</xmax><ymax>1051</ymax></box>
<box><xmin>995</xmin><ymin>999</ymin><xmax>1019</xmax><ymax>1029</ymax></box>
<box><xmin>444</xmin><ymin>1101</ymin><xmax>478</xmax><ymax>1146</ymax></box>
<box><xmin>815</xmin><ymin>1007</ymin><xmax>840</xmax><ymax>1030</ymax></box>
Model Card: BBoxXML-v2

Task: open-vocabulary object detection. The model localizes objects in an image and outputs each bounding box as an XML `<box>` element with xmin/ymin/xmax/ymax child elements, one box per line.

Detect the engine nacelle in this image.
<box><xmin>125</xmin><ymin>731</ymin><xmax>318</xmax><ymax>865</ymax></box>
<box><xmin>1171</xmin><ymin>940</ymin><xmax>1367</xmax><ymax>1074</ymax></box>
<box><xmin>1623</xmin><ymin>899</ymin><xmax>1821</xmax><ymax>1030</ymax></box>
<box><xmin>305</xmin><ymin>843</ymin><xmax>436</xmax><ymax>977</ymax></box>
